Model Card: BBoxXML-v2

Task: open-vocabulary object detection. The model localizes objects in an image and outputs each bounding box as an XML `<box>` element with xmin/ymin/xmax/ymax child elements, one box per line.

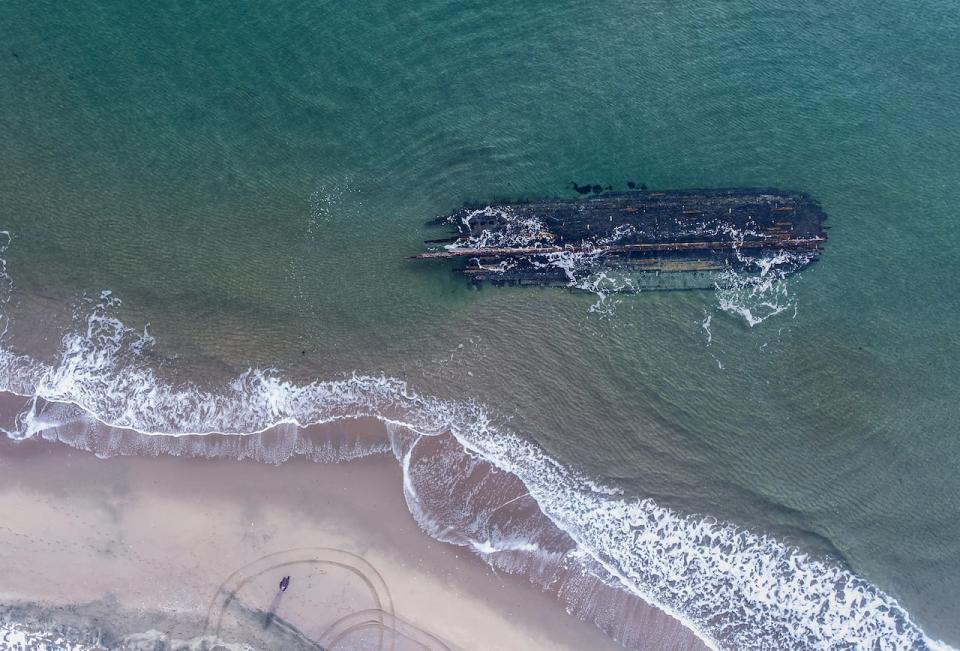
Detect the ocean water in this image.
<box><xmin>1</xmin><ymin>1</ymin><xmax>959</xmax><ymax>649</ymax></box>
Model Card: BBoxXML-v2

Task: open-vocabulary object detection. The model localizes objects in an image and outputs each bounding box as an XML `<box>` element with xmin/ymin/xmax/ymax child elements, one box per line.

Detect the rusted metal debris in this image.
<box><xmin>414</xmin><ymin>188</ymin><xmax>827</xmax><ymax>289</ymax></box>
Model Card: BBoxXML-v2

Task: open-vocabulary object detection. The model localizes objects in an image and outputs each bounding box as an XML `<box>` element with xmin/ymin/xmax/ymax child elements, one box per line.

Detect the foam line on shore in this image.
<box><xmin>0</xmin><ymin>291</ymin><xmax>950</xmax><ymax>651</ymax></box>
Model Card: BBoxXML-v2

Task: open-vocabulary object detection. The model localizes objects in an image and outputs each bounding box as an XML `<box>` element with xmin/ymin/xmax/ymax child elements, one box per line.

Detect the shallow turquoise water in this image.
<box><xmin>2</xmin><ymin>0</ymin><xmax>959</xmax><ymax>644</ymax></box>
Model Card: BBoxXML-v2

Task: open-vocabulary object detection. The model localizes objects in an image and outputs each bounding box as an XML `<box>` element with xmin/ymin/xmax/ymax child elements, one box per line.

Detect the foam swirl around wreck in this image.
<box><xmin>0</xmin><ymin>294</ymin><xmax>949</xmax><ymax>651</ymax></box>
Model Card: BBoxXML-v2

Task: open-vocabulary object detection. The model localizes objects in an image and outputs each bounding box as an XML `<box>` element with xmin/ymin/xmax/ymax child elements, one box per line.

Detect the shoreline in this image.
<box><xmin>0</xmin><ymin>428</ymin><xmax>707</xmax><ymax>650</ymax></box>
<box><xmin>0</xmin><ymin>361</ymin><xmax>948</xmax><ymax>650</ymax></box>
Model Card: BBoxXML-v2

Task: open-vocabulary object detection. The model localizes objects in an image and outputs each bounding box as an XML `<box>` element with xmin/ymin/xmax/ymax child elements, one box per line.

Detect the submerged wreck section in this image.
<box><xmin>415</xmin><ymin>189</ymin><xmax>827</xmax><ymax>290</ymax></box>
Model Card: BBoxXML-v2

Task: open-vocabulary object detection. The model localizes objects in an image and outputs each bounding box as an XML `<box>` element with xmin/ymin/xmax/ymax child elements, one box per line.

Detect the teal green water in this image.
<box><xmin>2</xmin><ymin>0</ymin><xmax>959</xmax><ymax>643</ymax></box>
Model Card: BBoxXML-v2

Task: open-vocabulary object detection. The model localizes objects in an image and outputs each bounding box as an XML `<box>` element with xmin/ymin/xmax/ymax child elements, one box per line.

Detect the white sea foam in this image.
<box><xmin>0</xmin><ymin>291</ymin><xmax>948</xmax><ymax>651</ymax></box>
<box><xmin>714</xmin><ymin>249</ymin><xmax>808</xmax><ymax>327</ymax></box>
<box><xmin>0</xmin><ymin>231</ymin><xmax>13</xmax><ymax>340</ymax></box>
<box><xmin>0</xmin><ymin>621</ymin><xmax>257</xmax><ymax>651</ymax></box>
<box><xmin>0</xmin><ymin>621</ymin><xmax>95</xmax><ymax>651</ymax></box>
<box><xmin>447</xmin><ymin>205</ymin><xmax>554</xmax><ymax>251</ymax></box>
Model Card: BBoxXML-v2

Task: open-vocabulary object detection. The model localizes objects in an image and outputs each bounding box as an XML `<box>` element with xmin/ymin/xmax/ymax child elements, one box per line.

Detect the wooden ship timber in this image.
<box><xmin>415</xmin><ymin>188</ymin><xmax>827</xmax><ymax>289</ymax></box>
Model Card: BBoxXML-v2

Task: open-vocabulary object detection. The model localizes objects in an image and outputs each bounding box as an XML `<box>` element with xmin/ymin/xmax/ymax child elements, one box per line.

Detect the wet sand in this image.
<box><xmin>0</xmin><ymin>432</ymin><xmax>707</xmax><ymax>650</ymax></box>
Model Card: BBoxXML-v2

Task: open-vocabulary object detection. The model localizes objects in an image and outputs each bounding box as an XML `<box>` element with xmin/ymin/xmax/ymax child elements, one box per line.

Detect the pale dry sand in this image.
<box><xmin>0</xmin><ymin>436</ymin><xmax>677</xmax><ymax>650</ymax></box>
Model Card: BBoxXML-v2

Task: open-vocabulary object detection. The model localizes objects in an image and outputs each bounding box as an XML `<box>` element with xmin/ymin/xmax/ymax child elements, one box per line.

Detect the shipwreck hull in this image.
<box><xmin>416</xmin><ymin>188</ymin><xmax>827</xmax><ymax>290</ymax></box>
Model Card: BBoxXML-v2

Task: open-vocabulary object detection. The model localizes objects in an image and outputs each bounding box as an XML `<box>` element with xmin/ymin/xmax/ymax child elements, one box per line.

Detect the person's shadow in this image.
<box><xmin>263</xmin><ymin>576</ymin><xmax>291</xmax><ymax>629</ymax></box>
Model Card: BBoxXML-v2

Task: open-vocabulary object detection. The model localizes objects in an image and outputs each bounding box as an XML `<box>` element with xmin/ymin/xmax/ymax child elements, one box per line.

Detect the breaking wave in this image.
<box><xmin>0</xmin><ymin>291</ymin><xmax>949</xmax><ymax>651</ymax></box>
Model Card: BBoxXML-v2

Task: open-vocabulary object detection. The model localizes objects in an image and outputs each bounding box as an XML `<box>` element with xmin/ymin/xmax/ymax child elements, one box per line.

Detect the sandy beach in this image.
<box><xmin>0</xmin><ymin>419</ymin><xmax>707</xmax><ymax>650</ymax></box>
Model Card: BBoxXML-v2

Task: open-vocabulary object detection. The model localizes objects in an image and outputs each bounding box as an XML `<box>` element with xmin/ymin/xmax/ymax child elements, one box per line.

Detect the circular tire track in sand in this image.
<box><xmin>318</xmin><ymin>609</ymin><xmax>451</xmax><ymax>651</ymax></box>
<box><xmin>204</xmin><ymin>547</ymin><xmax>393</xmax><ymax>648</ymax></box>
<box><xmin>203</xmin><ymin>547</ymin><xmax>449</xmax><ymax>650</ymax></box>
